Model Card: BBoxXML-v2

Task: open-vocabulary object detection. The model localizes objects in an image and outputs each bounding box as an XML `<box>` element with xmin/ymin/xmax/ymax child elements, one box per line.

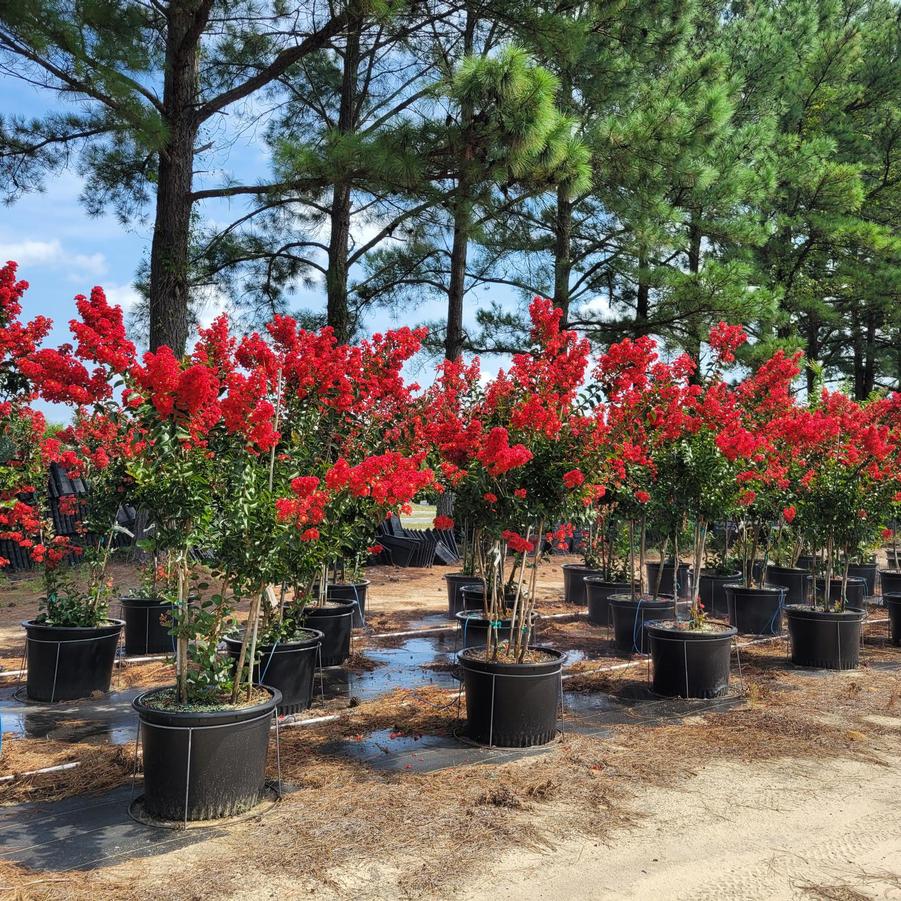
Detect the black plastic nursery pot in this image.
<box><xmin>458</xmin><ymin>646</ymin><xmax>566</xmax><ymax>747</ymax></box>
<box><xmin>133</xmin><ymin>686</ymin><xmax>281</xmax><ymax>822</ymax></box>
<box><xmin>645</xmin><ymin>561</ymin><xmax>692</xmax><ymax>600</ymax></box>
<box><xmin>224</xmin><ymin>630</ymin><xmax>323</xmax><ymax>715</ymax></box>
<box><xmin>326</xmin><ymin>580</ymin><xmax>370</xmax><ymax>628</ymax></box>
<box><xmin>584</xmin><ymin>578</ymin><xmax>636</xmax><ymax>627</ymax></box>
<box><xmin>561</xmin><ymin>564</ymin><xmax>603</xmax><ymax>604</ymax></box>
<box><xmin>880</xmin><ymin>570</ymin><xmax>901</xmax><ymax>595</ymax></box>
<box><xmin>846</xmin><ymin>563</ymin><xmax>877</xmax><ymax>597</ymax></box>
<box><xmin>698</xmin><ymin>570</ymin><xmax>742</xmax><ymax>617</ymax></box>
<box><xmin>608</xmin><ymin>595</ymin><xmax>674</xmax><ymax>655</ymax></box>
<box><xmin>444</xmin><ymin>573</ymin><xmax>485</xmax><ymax>617</ymax></box>
<box><xmin>454</xmin><ymin>610</ymin><xmax>517</xmax><ymax>650</ymax></box>
<box><xmin>764</xmin><ymin>567</ymin><xmax>809</xmax><ymax>606</ymax></box>
<box><xmin>884</xmin><ymin>594</ymin><xmax>901</xmax><ymax>647</ymax></box>
<box><xmin>300</xmin><ymin>601</ymin><xmax>354</xmax><ymax>666</ymax></box>
<box><xmin>724</xmin><ymin>585</ymin><xmax>786</xmax><ymax>635</ymax></box>
<box><xmin>646</xmin><ymin>621</ymin><xmax>737</xmax><ymax>699</ymax></box>
<box><xmin>785</xmin><ymin>605</ymin><xmax>866</xmax><ymax>670</ymax></box>
<box><xmin>23</xmin><ymin>619</ymin><xmax>124</xmax><ymax>703</ymax></box>
<box><xmin>886</xmin><ymin>549</ymin><xmax>901</xmax><ymax>570</ymax></box>
<box><xmin>120</xmin><ymin>597</ymin><xmax>173</xmax><ymax>656</ymax></box>
<box><xmin>813</xmin><ymin>576</ymin><xmax>867</xmax><ymax>611</ymax></box>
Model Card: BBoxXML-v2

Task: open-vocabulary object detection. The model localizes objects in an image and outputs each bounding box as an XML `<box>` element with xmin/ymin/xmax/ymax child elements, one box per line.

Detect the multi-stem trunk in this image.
<box><xmin>175</xmin><ymin>550</ymin><xmax>189</xmax><ymax>704</ymax></box>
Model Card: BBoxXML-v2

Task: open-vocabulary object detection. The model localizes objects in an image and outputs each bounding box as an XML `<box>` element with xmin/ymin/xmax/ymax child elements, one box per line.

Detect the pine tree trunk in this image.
<box><xmin>149</xmin><ymin>2</ymin><xmax>201</xmax><ymax>355</ymax></box>
<box><xmin>685</xmin><ymin>217</ymin><xmax>703</xmax><ymax>368</ymax></box>
<box><xmin>863</xmin><ymin>308</ymin><xmax>877</xmax><ymax>398</ymax></box>
<box><xmin>326</xmin><ymin>17</ymin><xmax>361</xmax><ymax>343</ymax></box>
<box><xmin>444</xmin><ymin>4</ymin><xmax>475</xmax><ymax>362</ymax></box>
<box><xmin>635</xmin><ymin>245</ymin><xmax>649</xmax><ymax>336</ymax></box>
<box><xmin>805</xmin><ymin>315</ymin><xmax>820</xmax><ymax>396</ymax></box>
<box><xmin>445</xmin><ymin>191</ymin><xmax>470</xmax><ymax>360</ymax></box>
<box><xmin>553</xmin><ymin>186</ymin><xmax>572</xmax><ymax>324</ymax></box>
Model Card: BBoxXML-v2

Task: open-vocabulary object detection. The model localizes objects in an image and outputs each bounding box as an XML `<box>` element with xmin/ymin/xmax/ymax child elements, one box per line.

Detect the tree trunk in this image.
<box><xmin>634</xmin><ymin>244</ymin><xmax>649</xmax><ymax>337</ymax></box>
<box><xmin>553</xmin><ymin>185</ymin><xmax>572</xmax><ymax>324</ymax></box>
<box><xmin>863</xmin><ymin>308</ymin><xmax>877</xmax><ymax>398</ymax></box>
<box><xmin>445</xmin><ymin>190</ymin><xmax>470</xmax><ymax>360</ymax></box>
<box><xmin>685</xmin><ymin>218</ymin><xmax>703</xmax><ymax>367</ymax></box>
<box><xmin>444</xmin><ymin>5</ymin><xmax>476</xmax><ymax>362</ymax></box>
<box><xmin>805</xmin><ymin>314</ymin><xmax>820</xmax><ymax>396</ymax></box>
<box><xmin>325</xmin><ymin>16</ymin><xmax>361</xmax><ymax>343</ymax></box>
<box><xmin>149</xmin><ymin>2</ymin><xmax>202</xmax><ymax>355</ymax></box>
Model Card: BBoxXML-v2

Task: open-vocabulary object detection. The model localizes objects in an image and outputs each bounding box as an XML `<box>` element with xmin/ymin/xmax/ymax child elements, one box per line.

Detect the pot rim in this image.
<box><xmin>300</xmin><ymin>599</ymin><xmax>356</xmax><ymax>615</ymax></box>
<box><xmin>699</xmin><ymin>569</ymin><xmax>743</xmax><ymax>580</ymax></box>
<box><xmin>583</xmin><ymin>576</ymin><xmax>636</xmax><ymax>586</ymax></box>
<box><xmin>722</xmin><ymin>584</ymin><xmax>787</xmax><ymax>595</ymax></box>
<box><xmin>562</xmin><ymin>563</ymin><xmax>602</xmax><ymax>572</ymax></box>
<box><xmin>327</xmin><ymin>579</ymin><xmax>371</xmax><ymax>588</ymax></box>
<box><xmin>458</xmin><ymin>643</ymin><xmax>566</xmax><ymax>670</ymax></box>
<box><xmin>118</xmin><ymin>595</ymin><xmax>174</xmax><ymax>607</ymax></box>
<box><xmin>645</xmin><ymin>619</ymin><xmax>737</xmax><ymax>640</ymax></box>
<box><xmin>607</xmin><ymin>594</ymin><xmax>675</xmax><ymax>606</ymax></box>
<box><xmin>223</xmin><ymin>628</ymin><xmax>324</xmax><ymax>651</ymax></box>
<box><xmin>784</xmin><ymin>604</ymin><xmax>866</xmax><ymax>621</ymax></box>
<box><xmin>454</xmin><ymin>609</ymin><xmax>515</xmax><ymax>625</ymax></box>
<box><xmin>444</xmin><ymin>572</ymin><xmax>484</xmax><ymax>582</ymax></box>
<box><xmin>23</xmin><ymin>618</ymin><xmax>124</xmax><ymax>632</ymax></box>
<box><xmin>133</xmin><ymin>684</ymin><xmax>281</xmax><ymax>721</ymax></box>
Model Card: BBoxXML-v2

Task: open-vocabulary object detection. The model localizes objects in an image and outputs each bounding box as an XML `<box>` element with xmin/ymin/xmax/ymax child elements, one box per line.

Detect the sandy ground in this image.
<box><xmin>462</xmin><ymin>756</ymin><xmax>901</xmax><ymax>901</ymax></box>
<box><xmin>3</xmin><ymin>557</ymin><xmax>901</xmax><ymax>900</ymax></box>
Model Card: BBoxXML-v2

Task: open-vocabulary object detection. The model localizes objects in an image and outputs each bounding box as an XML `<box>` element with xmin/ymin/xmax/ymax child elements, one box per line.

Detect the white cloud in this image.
<box><xmin>0</xmin><ymin>238</ymin><xmax>107</xmax><ymax>276</ymax></box>
<box><xmin>102</xmin><ymin>282</ymin><xmax>142</xmax><ymax>314</ymax></box>
<box><xmin>194</xmin><ymin>284</ymin><xmax>232</xmax><ymax>329</ymax></box>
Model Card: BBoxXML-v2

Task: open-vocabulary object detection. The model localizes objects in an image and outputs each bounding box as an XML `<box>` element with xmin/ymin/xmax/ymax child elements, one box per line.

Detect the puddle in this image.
<box><xmin>320</xmin><ymin>634</ymin><xmax>460</xmax><ymax>701</ymax></box>
<box><xmin>0</xmin><ymin>685</ymin><xmax>141</xmax><ymax>745</ymax></box>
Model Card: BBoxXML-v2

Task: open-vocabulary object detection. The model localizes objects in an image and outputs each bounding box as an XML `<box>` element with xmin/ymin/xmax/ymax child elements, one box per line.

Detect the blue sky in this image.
<box><xmin>0</xmin><ymin>72</ymin><xmax>529</xmax><ymax>423</ymax></box>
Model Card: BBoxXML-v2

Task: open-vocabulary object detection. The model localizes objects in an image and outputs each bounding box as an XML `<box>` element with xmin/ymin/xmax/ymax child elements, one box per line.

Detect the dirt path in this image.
<box><xmin>460</xmin><ymin>754</ymin><xmax>901</xmax><ymax>901</ymax></box>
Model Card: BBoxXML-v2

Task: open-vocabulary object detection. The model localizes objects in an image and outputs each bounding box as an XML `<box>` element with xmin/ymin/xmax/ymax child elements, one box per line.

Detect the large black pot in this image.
<box><xmin>455</xmin><ymin>610</ymin><xmax>516</xmax><ymax>649</ymax></box>
<box><xmin>764</xmin><ymin>567</ymin><xmax>809</xmax><ymax>605</ymax></box>
<box><xmin>23</xmin><ymin>619</ymin><xmax>123</xmax><ymax>702</ymax></box>
<box><xmin>813</xmin><ymin>577</ymin><xmax>867</xmax><ymax>610</ymax></box>
<box><xmin>646</xmin><ymin>621</ymin><xmax>737</xmax><ymax>699</ymax></box>
<box><xmin>698</xmin><ymin>570</ymin><xmax>742</xmax><ymax>617</ymax></box>
<box><xmin>133</xmin><ymin>686</ymin><xmax>281</xmax><ymax>822</ymax></box>
<box><xmin>458</xmin><ymin>646</ymin><xmax>565</xmax><ymax>747</ymax></box>
<box><xmin>300</xmin><ymin>601</ymin><xmax>354</xmax><ymax>666</ymax></box>
<box><xmin>444</xmin><ymin>573</ymin><xmax>485</xmax><ymax>618</ymax></box>
<box><xmin>120</xmin><ymin>597</ymin><xmax>173</xmax><ymax>656</ymax></box>
<box><xmin>585</xmin><ymin>578</ymin><xmax>635</xmax><ymax>627</ymax></box>
<box><xmin>608</xmin><ymin>595</ymin><xmax>674</xmax><ymax>655</ymax></box>
<box><xmin>562</xmin><ymin>564</ymin><xmax>603</xmax><ymax>604</ymax></box>
<box><xmin>461</xmin><ymin>584</ymin><xmax>522</xmax><ymax>611</ymax></box>
<box><xmin>880</xmin><ymin>570</ymin><xmax>901</xmax><ymax>595</ymax></box>
<box><xmin>724</xmin><ymin>585</ymin><xmax>786</xmax><ymax>635</ymax></box>
<box><xmin>884</xmin><ymin>594</ymin><xmax>901</xmax><ymax>646</ymax></box>
<box><xmin>846</xmin><ymin>563</ymin><xmax>877</xmax><ymax>597</ymax></box>
<box><xmin>224</xmin><ymin>630</ymin><xmax>323</xmax><ymax>715</ymax></box>
<box><xmin>326</xmin><ymin>581</ymin><xmax>370</xmax><ymax>628</ymax></box>
<box><xmin>785</xmin><ymin>605</ymin><xmax>866</xmax><ymax>670</ymax></box>
<box><xmin>796</xmin><ymin>555</ymin><xmax>816</xmax><ymax>572</ymax></box>
<box><xmin>645</xmin><ymin>561</ymin><xmax>692</xmax><ymax>600</ymax></box>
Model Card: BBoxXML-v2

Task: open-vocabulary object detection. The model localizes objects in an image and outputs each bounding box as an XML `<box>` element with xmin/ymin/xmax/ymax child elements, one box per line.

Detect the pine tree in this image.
<box><xmin>0</xmin><ymin>0</ymin><xmax>354</xmax><ymax>352</ymax></box>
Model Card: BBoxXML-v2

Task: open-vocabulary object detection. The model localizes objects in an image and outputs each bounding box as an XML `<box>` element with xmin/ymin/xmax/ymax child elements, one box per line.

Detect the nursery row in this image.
<box><xmin>1</xmin><ymin>261</ymin><xmax>900</xmax><ymax>825</ymax></box>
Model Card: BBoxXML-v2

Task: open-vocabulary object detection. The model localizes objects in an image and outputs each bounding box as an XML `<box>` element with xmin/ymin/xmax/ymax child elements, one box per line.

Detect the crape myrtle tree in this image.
<box><xmin>0</xmin><ymin>0</ymin><xmax>368</xmax><ymax>354</ymax></box>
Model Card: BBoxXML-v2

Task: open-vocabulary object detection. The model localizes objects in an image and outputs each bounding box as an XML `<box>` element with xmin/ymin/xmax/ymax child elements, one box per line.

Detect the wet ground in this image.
<box><xmin>0</xmin><ymin>618</ymin><xmax>624</xmax><ymax>745</ymax></box>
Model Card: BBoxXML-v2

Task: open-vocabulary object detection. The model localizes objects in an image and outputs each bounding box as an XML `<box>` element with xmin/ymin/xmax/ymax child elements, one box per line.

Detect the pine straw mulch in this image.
<box><xmin>2</xmin><ymin>631</ymin><xmax>901</xmax><ymax>899</ymax></box>
<box><xmin>0</xmin><ymin>735</ymin><xmax>136</xmax><ymax>807</ymax></box>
